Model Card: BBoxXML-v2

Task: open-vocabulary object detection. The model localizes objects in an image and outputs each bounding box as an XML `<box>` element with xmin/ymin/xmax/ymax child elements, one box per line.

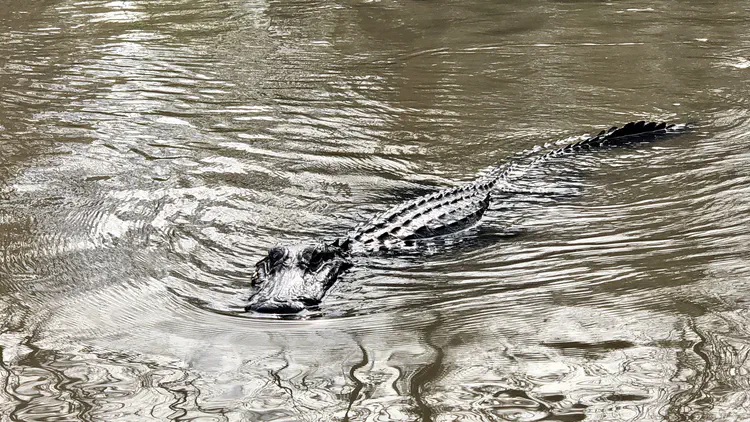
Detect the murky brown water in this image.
<box><xmin>1</xmin><ymin>0</ymin><xmax>749</xmax><ymax>420</ymax></box>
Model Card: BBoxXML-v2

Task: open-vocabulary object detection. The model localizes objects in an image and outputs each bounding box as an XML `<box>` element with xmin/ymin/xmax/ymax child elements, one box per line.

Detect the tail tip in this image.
<box><xmin>668</xmin><ymin>121</ymin><xmax>694</xmax><ymax>132</ymax></box>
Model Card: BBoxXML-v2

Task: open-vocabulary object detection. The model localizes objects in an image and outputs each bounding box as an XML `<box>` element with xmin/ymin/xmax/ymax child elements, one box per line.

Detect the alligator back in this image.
<box><xmin>345</xmin><ymin>121</ymin><xmax>687</xmax><ymax>255</ymax></box>
<box><xmin>348</xmin><ymin>180</ymin><xmax>494</xmax><ymax>254</ymax></box>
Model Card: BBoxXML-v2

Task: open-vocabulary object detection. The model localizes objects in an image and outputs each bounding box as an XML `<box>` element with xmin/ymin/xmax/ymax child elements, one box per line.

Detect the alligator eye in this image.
<box><xmin>308</xmin><ymin>250</ymin><xmax>333</xmax><ymax>271</ymax></box>
<box><xmin>268</xmin><ymin>247</ymin><xmax>286</xmax><ymax>264</ymax></box>
<box><xmin>300</xmin><ymin>247</ymin><xmax>314</xmax><ymax>263</ymax></box>
<box><xmin>309</xmin><ymin>254</ymin><xmax>323</xmax><ymax>270</ymax></box>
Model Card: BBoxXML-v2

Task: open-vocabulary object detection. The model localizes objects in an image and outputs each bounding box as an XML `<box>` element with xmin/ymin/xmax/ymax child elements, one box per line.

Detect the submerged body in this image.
<box><xmin>247</xmin><ymin>121</ymin><xmax>688</xmax><ymax>314</ymax></box>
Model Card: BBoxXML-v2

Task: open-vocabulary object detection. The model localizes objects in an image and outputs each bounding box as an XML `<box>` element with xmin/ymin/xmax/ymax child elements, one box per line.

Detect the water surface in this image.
<box><xmin>1</xmin><ymin>0</ymin><xmax>749</xmax><ymax>421</ymax></box>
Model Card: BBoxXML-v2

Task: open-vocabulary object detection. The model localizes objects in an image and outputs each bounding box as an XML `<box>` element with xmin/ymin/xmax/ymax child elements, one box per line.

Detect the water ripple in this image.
<box><xmin>1</xmin><ymin>0</ymin><xmax>750</xmax><ymax>420</ymax></box>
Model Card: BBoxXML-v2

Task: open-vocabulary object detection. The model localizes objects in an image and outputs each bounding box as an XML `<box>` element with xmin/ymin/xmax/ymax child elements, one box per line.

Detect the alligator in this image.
<box><xmin>247</xmin><ymin>121</ymin><xmax>688</xmax><ymax>314</ymax></box>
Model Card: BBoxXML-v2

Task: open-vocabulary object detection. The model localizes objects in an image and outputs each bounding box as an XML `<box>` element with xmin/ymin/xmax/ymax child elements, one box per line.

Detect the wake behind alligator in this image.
<box><xmin>247</xmin><ymin>121</ymin><xmax>688</xmax><ymax>314</ymax></box>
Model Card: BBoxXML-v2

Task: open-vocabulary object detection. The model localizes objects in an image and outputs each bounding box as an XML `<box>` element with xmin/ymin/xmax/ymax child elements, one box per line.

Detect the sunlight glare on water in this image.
<box><xmin>1</xmin><ymin>0</ymin><xmax>749</xmax><ymax>421</ymax></box>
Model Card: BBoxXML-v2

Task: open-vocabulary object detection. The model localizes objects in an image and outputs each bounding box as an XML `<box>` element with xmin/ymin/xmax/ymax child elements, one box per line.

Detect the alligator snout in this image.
<box><xmin>246</xmin><ymin>298</ymin><xmax>307</xmax><ymax>314</ymax></box>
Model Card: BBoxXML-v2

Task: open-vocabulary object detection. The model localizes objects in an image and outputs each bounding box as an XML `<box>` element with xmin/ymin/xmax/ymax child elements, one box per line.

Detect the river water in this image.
<box><xmin>1</xmin><ymin>1</ymin><xmax>749</xmax><ymax>421</ymax></box>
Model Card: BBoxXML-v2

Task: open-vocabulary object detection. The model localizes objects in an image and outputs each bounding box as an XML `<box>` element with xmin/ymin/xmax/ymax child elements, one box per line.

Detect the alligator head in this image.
<box><xmin>247</xmin><ymin>240</ymin><xmax>352</xmax><ymax>314</ymax></box>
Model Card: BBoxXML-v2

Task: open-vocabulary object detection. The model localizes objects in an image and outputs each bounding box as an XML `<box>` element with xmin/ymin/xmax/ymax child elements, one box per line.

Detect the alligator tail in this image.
<box><xmin>490</xmin><ymin>120</ymin><xmax>689</xmax><ymax>185</ymax></box>
<box><xmin>544</xmin><ymin>120</ymin><xmax>686</xmax><ymax>155</ymax></box>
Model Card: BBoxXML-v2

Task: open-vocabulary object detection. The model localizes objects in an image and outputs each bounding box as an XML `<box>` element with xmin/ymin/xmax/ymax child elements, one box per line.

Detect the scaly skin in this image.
<box><xmin>247</xmin><ymin>121</ymin><xmax>688</xmax><ymax>314</ymax></box>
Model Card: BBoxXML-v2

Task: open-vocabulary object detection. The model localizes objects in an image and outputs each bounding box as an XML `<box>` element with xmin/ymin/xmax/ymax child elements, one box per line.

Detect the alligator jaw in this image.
<box><xmin>247</xmin><ymin>297</ymin><xmax>307</xmax><ymax>314</ymax></box>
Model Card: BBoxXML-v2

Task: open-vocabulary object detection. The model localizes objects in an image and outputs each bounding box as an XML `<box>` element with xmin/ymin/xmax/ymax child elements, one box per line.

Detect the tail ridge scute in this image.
<box><xmin>576</xmin><ymin>120</ymin><xmax>686</xmax><ymax>150</ymax></box>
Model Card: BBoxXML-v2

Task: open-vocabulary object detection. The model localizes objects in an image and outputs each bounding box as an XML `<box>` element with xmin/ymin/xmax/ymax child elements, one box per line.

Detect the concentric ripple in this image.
<box><xmin>1</xmin><ymin>0</ymin><xmax>750</xmax><ymax>421</ymax></box>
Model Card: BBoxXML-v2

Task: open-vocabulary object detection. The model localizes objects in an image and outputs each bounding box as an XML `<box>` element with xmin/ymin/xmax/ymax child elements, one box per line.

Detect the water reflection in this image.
<box><xmin>2</xmin><ymin>0</ymin><xmax>750</xmax><ymax>420</ymax></box>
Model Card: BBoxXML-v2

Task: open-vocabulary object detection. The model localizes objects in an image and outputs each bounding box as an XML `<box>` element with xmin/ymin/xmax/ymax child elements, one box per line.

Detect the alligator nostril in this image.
<box><xmin>248</xmin><ymin>300</ymin><xmax>306</xmax><ymax>314</ymax></box>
